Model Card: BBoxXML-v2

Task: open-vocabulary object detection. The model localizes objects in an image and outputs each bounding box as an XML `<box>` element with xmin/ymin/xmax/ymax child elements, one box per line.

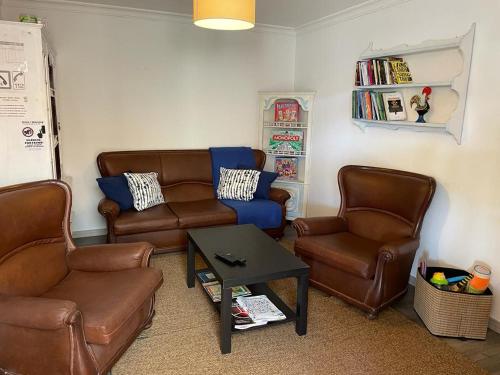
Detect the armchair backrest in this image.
<box><xmin>338</xmin><ymin>166</ymin><xmax>435</xmax><ymax>243</ymax></box>
<box><xmin>0</xmin><ymin>180</ymin><xmax>74</xmax><ymax>296</ymax></box>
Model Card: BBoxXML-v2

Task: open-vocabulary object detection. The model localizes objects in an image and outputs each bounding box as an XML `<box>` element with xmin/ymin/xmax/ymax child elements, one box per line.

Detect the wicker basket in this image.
<box><xmin>414</xmin><ymin>267</ymin><xmax>493</xmax><ymax>340</ymax></box>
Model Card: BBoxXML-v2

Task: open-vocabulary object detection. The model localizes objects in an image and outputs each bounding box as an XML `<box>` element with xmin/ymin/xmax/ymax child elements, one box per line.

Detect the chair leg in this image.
<box><xmin>143</xmin><ymin>309</ymin><xmax>156</xmax><ymax>330</ymax></box>
<box><xmin>367</xmin><ymin>311</ymin><xmax>378</xmax><ymax>320</ymax></box>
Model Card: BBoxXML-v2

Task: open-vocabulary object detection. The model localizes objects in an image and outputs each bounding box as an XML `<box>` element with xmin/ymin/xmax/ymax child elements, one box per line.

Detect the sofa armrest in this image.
<box><xmin>98</xmin><ymin>198</ymin><xmax>120</xmax><ymax>220</ymax></box>
<box><xmin>293</xmin><ymin>216</ymin><xmax>348</xmax><ymax>237</ymax></box>
<box><xmin>268</xmin><ymin>187</ymin><xmax>290</xmax><ymax>205</ymax></box>
<box><xmin>68</xmin><ymin>242</ymin><xmax>155</xmax><ymax>272</ymax></box>
<box><xmin>378</xmin><ymin>237</ymin><xmax>420</xmax><ymax>262</ymax></box>
<box><xmin>0</xmin><ymin>295</ymin><xmax>78</xmax><ymax>330</ymax></box>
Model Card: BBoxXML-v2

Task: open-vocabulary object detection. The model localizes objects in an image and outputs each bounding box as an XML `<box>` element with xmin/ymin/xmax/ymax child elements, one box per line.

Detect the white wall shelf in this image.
<box><xmin>352</xmin><ymin>23</ymin><xmax>475</xmax><ymax>144</ymax></box>
<box><xmin>353</xmin><ymin>119</ymin><xmax>447</xmax><ymax>132</ymax></box>
<box><xmin>354</xmin><ymin>81</ymin><xmax>452</xmax><ymax>90</ymax></box>
<box><xmin>258</xmin><ymin>92</ymin><xmax>315</xmax><ymax>220</ymax></box>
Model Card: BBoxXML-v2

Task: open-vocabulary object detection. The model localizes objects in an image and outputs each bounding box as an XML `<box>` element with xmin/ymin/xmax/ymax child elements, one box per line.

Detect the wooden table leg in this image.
<box><xmin>220</xmin><ymin>286</ymin><xmax>232</xmax><ymax>354</ymax></box>
<box><xmin>296</xmin><ymin>273</ymin><xmax>309</xmax><ymax>336</ymax></box>
<box><xmin>187</xmin><ymin>240</ymin><xmax>195</xmax><ymax>288</ymax></box>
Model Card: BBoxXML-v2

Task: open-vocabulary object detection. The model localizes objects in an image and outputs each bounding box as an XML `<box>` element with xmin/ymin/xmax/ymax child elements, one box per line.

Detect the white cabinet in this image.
<box><xmin>0</xmin><ymin>20</ymin><xmax>62</xmax><ymax>186</ymax></box>
<box><xmin>258</xmin><ymin>92</ymin><xmax>315</xmax><ymax>220</ymax></box>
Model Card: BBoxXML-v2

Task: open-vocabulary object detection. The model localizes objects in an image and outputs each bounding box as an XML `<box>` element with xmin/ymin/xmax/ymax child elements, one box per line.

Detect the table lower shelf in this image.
<box><xmin>196</xmin><ymin>269</ymin><xmax>296</xmax><ymax>332</ymax></box>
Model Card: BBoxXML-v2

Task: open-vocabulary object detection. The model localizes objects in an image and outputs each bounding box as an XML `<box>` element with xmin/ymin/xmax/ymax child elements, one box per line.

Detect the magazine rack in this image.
<box><xmin>258</xmin><ymin>92</ymin><xmax>315</xmax><ymax>220</ymax></box>
<box><xmin>352</xmin><ymin>24</ymin><xmax>475</xmax><ymax>144</ymax></box>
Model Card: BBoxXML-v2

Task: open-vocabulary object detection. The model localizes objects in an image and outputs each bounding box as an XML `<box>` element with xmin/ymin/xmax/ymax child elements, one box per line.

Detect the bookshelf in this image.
<box><xmin>352</xmin><ymin>24</ymin><xmax>475</xmax><ymax>144</ymax></box>
<box><xmin>258</xmin><ymin>92</ymin><xmax>315</xmax><ymax>220</ymax></box>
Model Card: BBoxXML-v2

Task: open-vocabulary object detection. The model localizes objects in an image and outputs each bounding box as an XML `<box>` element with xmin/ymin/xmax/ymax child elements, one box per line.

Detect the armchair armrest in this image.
<box><xmin>293</xmin><ymin>216</ymin><xmax>348</xmax><ymax>237</ymax></box>
<box><xmin>68</xmin><ymin>242</ymin><xmax>155</xmax><ymax>272</ymax></box>
<box><xmin>269</xmin><ymin>187</ymin><xmax>290</xmax><ymax>205</ymax></box>
<box><xmin>378</xmin><ymin>237</ymin><xmax>420</xmax><ymax>262</ymax></box>
<box><xmin>0</xmin><ymin>295</ymin><xmax>78</xmax><ymax>330</ymax></box>
<box><xmin>98</xmin><ymin>198</ymin><xmax>120</xmax><ymax>220</ymax></box>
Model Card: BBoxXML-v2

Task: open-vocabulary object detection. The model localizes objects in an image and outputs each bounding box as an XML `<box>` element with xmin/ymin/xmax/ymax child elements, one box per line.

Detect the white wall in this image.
<box><xmin>1</xmin><ymin>0</ymin><xmax>296</xmax><ymax>233</ymax></box>
<box><xmin>294</xmin><ymin>0</ymin><xmax>500</xmax><ymax>322</ymax></box>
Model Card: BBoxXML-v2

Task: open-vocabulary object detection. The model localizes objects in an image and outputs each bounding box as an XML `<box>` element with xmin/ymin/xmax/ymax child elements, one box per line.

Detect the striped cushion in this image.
<box><xmin>217</xmin><ymin>167</ymin><xmax>260</xmax><ymax>201</ymax></box>
<box><xmin>124</xmin><ymin>172</ymin><xmax>165</xmax><ymax>211</ymax></box>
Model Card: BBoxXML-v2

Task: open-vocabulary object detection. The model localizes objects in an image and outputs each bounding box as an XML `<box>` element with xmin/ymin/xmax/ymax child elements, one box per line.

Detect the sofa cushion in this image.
<box><xmin>295</xmin><ymin>232</ymin><xmax>382</xmax><ymax>279</ymax></box>
<box><xmin>96</xmin><ymin>175</ymin><xmax>134</xmax><ymax>211</ymax></box>
<box><xmin>42</xmin><ymin>268</ymin><xmax>162</xmax><ymax>345</ymax></box>
<box><xmin>114</xmin><ymin>204</ymin><xmax>178</xmax><ymax>235</ymax></box>
<box><xmin>167</xmin><ymin>199</ymin><xmax>236</xmax><ymax>229</ymax></box>
<box><xmin>217</xmin><ymin>167</ymin><xmax>260</xmax><ymax>201</ymax></box>
<box><xmin>124</xmin><ymin>172</ymin><xmax>165</xmax><ymax>211</ymax></box>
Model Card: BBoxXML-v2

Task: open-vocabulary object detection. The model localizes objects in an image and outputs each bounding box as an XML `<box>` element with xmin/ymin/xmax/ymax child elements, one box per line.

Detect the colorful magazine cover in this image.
<box><xmin>274</xmin><ymin>157</ymin><xmax>298</xmax><ymax>180</ymax></box>
<box><xmin>275</xmin><ymin>101</ymin><xmax>299</xmax><ymax>122</ymax></box>
<box><xmin>268</xmin><ymin>130</ymin><xmax>304</xmax><ymax>153</ymax></box>
<box><xmin>202</xmin><ymin>282</ymin><xmax>251</xmax><ymax>303</ymax></box>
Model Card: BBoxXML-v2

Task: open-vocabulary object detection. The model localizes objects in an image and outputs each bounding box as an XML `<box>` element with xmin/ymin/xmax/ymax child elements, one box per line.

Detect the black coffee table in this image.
<box><xmin>186</xmin><ymin>224</ymin><xmax>309</xmax><ymax>354</ymax></box>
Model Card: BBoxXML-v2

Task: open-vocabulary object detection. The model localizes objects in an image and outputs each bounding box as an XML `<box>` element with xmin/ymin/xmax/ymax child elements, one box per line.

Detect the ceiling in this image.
<box><xmin>65</xmin><ymin>0</ymin><xmax>368</xmax><ymax>27</ymax></box>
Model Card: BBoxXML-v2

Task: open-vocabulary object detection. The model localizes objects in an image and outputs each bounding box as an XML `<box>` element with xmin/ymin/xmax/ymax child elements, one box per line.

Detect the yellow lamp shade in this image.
<box><xmin>193</xmin><ymin>0</ymin><xmax>255</xmax><ymax>30</ymax></box>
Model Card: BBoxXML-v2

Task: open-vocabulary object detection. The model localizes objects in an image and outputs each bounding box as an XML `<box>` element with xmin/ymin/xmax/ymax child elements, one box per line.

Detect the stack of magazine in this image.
<box><xmin>233</xmin><ymin>295</ymin><xmax>286</xmax><ymax>330</ymax></box>
<box><xmin>198</xmin><ymin>270</ymin><xmax>251</xmax><ymax>303</ymax></box>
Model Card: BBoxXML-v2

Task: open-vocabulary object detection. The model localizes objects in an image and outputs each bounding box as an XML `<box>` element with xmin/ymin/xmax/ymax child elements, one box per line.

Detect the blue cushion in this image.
<box><xmin>221</xmin><ymin>199</ymin><xmax>282</xmax><ymax>229</ymax></box>
<box><xmin>238</xmin><ymin>164</ymin><xmax>278</xmax><ymax>200</ymax></box>
<box><xmin>96</xmin><ymin>175</ymin><xmax>134</xmax><ymax>211</ymax></box>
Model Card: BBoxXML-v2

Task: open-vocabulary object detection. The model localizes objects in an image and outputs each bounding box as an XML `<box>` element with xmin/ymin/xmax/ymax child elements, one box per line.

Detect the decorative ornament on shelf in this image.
<box><xmin>410</xmin><ymin>86</ymin><xmax>432</xmax><ymax>123</ymax></box>
<box><xmin>193</xmin><ymin>0</ymin><xmax>255</xmax><ymax>30</ymax></box>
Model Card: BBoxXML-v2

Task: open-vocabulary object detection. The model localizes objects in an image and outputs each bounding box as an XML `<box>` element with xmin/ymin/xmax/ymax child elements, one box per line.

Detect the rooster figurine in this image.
<box><xmin>410</xmin><ymin>86</ymin><xmax>432</xmax><ymax>123</ymax></box>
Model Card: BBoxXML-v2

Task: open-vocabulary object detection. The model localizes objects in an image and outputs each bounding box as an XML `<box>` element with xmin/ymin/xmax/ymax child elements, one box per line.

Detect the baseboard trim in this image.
<box><xmin>72</xmin><ymin>228</ymin><xmax>107</xmax><ymax>238</ymax></box>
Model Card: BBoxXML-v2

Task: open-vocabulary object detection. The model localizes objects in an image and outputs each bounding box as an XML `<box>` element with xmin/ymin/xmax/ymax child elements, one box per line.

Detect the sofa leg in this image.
<box><xmin>367</xmin><ymin>311</ymin><xmax>378</xmax><ymax>320</ymax></box>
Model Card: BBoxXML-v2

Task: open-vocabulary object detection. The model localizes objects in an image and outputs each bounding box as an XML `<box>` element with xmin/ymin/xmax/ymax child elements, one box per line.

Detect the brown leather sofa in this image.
<box><xmin>0</xmin><ymin>180</ymin><xmax>163</xmax><ymax>375</ymax></box>
<box><xmin>97</xmin><ymin>149</ymin><xmax>290</xmax><ymax>253</ymax></box>
<box><xmin>293</xmin><ymin>165</ymin><xmax>435</xmax><ymax>318</ymax></box>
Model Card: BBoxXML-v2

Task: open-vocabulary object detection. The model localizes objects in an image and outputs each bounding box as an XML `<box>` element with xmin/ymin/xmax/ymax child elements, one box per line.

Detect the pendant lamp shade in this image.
<box><xmin>193</xmin><ymin>0</ymin><xmax>255</xmax><ymax>30</ymax></box>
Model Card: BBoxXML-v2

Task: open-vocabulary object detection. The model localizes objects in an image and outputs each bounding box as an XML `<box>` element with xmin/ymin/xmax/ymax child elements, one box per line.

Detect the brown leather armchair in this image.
<box><xmin>0</xmin><ymin>180</ymin><xmax>163</xmax><ymax>375</ymax></box>
<box><xmin>293</xmin><ymin>165</ymin><xmax>435</xmax><ymax>318</ymax></box>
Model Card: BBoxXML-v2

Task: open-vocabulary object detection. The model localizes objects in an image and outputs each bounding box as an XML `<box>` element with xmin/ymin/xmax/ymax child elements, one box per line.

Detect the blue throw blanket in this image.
<box><xmin>221</xmin><ymin>199</ymin><xmax>282</xmax><ymax>229</ymax></box>
<box><xmin>209</xmin><ymin>147</ymin><xmax>282</xmax><ymax>229</ymax></box>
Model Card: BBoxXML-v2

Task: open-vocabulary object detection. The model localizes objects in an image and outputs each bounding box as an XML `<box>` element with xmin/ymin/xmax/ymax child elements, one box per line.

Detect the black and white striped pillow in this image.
<box><xmin>217</xmin><ymin>167</ymin><xmax>260</xmax><ymax>201</ymax></box>
<box><xmin>124</xmin><ymin>172</ymin><xmax>165</xmax><ymax>211</ymax></box>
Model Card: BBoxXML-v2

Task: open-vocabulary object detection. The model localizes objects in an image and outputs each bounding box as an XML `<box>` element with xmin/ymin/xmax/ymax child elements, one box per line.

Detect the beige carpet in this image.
<box><xmin>112</xmin><ymin>250</ymin><xmax>487</xmax><ymax>375</ymax></box>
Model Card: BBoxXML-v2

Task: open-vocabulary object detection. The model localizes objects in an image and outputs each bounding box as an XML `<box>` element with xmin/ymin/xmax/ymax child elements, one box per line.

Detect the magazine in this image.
<box><xmin>202</xmin><ymin>281</ymin><xmax>251</xmax><ymax>303</ymax></box>
<box><xmin>268</xmin><ymin>130</ymin><xmax>304</xmax><ymax>153</ymax></box>
<box><xmin>232</xmin><ymin>302</ymin><xmax>267</xmax><ymax>330</ymax></box>
<box><xmin>274</xmin><ymin>157</ymin><xmax>298</xmax><ymax>180</ymax></box>
<box><xmin>235</xmin><ymin>295</ymin><xmax>286</xmax><ymax>323</ymax></box>
<box><xmin>197</xmin><ymin>269</ymin><xmax>217</xmax><ymax>283</ymax></box>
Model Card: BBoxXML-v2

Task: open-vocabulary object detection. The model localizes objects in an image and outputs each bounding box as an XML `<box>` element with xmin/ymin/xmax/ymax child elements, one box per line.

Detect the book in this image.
<box><xmin>268</xmin><ymin>130</ymin><xmax>304</xmax><ymax>153</ymax></box>
<box><xmin>275</xmin><ymin>101</ymin><xmax>299</xmax><ymax>122</ymax></box>
<box><xmin>197</xmin><ymin>269</ymin><xmax>216</xmax><ymax>283</ymax></box>
<box><xmin>389</xmin><ymin>58</ymin><xmax>413</xmax><ymax>84</ymax></box>
<box><xmin>202</xmin><ymin>281</ymin><xmax>251</xmax><ymax>303</ymax></box>
<box><xmin>352</xmin><ymin>90</ymin><xmax>387</xmax><ymax>121</ymax></box>
<box><xmin>383</xmin><ymin>92</ymin><xmax>407</xmax><ymax>121</ymax></box>
<box><xmin>364</xmin><ymin>91</ymin><xmax>373</xmax><ymax>120</ymax></box>
<box><xmin>236</xmin><ymin>295</ymin><xmax>286</xmax><ymax>323</ymax></box>
<box><xmin>274</xmin><ymin>157</ymin><xmax>298</xmax><ymax>180</ymax></box>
